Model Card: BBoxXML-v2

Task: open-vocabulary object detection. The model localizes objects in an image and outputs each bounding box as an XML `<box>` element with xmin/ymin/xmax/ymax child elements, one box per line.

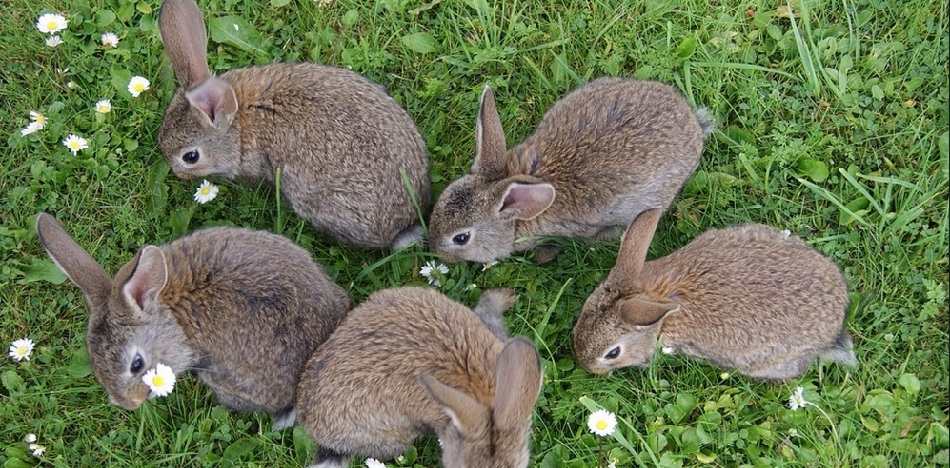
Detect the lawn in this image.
<box><xmin>1</xmin><ymin>0</ymin><xmax>947</xmax><ymax>466</ymax></box>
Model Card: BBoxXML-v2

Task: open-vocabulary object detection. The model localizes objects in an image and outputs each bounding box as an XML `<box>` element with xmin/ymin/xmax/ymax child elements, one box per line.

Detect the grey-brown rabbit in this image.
<box><xmin>296</xmin><ymin>288</ymin><xmax>542</xmax><ymax>467</ymax></box>
<box><xmin>36</xmin><ymin>213</ymin><xmax>351</xmax><ymax>428</ymax></box>
<box><xmin>573</xmin><ymin>209</ymin><xmax>857</xmax><ymax>381</ymax></box>
<box><xmin>428</xmin><ymin>77</ymin><xmax>713</xmax><ymax>263</ymax></box>
<box><xmin>156</xmin><ymin>0</ymin><xmax>430</xmax><ymax>249</ymax></box>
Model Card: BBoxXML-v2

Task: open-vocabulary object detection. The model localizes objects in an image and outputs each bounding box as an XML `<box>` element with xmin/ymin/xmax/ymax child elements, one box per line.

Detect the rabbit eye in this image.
<box><xmin>452</xmin><ymin>232</ymin><xmax>470</xmax><ymax>245</ymax></box>
<box><xmin>130</xmin><ymin>354</ymin><xmax>144</xmax><ymax>374</ymax></box>
<box><xmin>182</xmin><ymin>150</ymin><xmax>200</xmax><ymax>164</ymax></box>
<box><xmin>604</xmin><ymin>346</ymin><xmax>621</xmax><ymax>360</ymax></box>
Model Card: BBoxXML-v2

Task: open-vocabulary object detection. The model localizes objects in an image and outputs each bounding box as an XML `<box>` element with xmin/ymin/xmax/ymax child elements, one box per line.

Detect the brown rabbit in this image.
<box><xmin>156</xmin><ymin>0</ymin><xmax>430</xmax><ymax>249</ymax></box>
<box><xmin>573</xmin><ymin>209</ymin><xmax>857</xmax><ymax>381</ymax></box>
<box><xmin>36</xmin><ymin>213</ymin><xmax>351</xmax><ymax>428</ymax></box>
<box><xmin>428</xmin><ymin>77</ymin><xmax>713</xmax><ymax>263</ymax></box>
<box><xmin>296</xmin><ymin>288</ymin><xmax>542</xmax><ymax>467</ymax></box>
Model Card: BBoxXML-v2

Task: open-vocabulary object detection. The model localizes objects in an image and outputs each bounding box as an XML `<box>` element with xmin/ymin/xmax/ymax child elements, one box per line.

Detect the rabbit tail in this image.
<box><xmin>694</xmin><ymin>107</ymin><xmax>717</xmax><ymax>138</ymax></box>
<box><xmin>819</xmin><ymin>330</ymin><xmax>858</xmax><ymax>367</ymax></box>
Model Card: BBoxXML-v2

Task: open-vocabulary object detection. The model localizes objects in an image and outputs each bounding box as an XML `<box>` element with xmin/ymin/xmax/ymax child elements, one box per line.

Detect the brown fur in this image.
<box><xmin>296</xmin><ymin>288</ymin><xmax>541</xmax><ymax>467</ymax></box>
<box><xmin>36</xmin><ymin>213</ymin><xmax>351</xmax><ymax>426</ymax></box>
<box><xmin>157</xmin><ymin>0</ymin><xmax>430</xmax><ymax>249</ymax></box>
<box><xmin>573</xmin><ymin>210</ymin><xmax>857</xmax><ymax>381</ymax></box>
<box><xmin>429</xmin><ymin>78</ymin><xmax>711</xmax><ymax>263</ymax></box>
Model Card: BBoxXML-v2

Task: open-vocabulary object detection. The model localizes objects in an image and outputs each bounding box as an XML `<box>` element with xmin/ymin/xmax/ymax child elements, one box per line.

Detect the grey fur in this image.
<box><xmin>157</xmin><ymin>0</ymin><xmax>431</xmax><ymax>249</ymax></box>
<box><xmin>36</xmin><ymin>213</ymin><xmax>351</xmax><ymax>426</ymax></box>
<box><xmin>296</xmin><ymin>288</ymin><xmax>541</xmax><ymax>467</ymax></box>
<box><xmin>429</xmin><ymin>78</ymin><xmax>710</xmax><ymax>263</ymax></box>
<box><xmin>572</xmin><ymin>209</ymin><xmax>857</xmax><ymax>381</ymax></box>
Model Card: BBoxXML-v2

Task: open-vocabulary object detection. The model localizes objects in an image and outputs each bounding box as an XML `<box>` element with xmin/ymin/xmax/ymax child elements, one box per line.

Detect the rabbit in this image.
<box><xmin>572</xmin><ymin>208</ymin><xmax>858</xmax><ymax>382</ymax></box>
<box><xmin>35</xmin><ymin>212</ymin><xmax>351</xmax><ymax>429</ymax></box>
<box><xmin>428</xmin><ymin>77</ymin><xmax>715</xmax><ymax>264</ymax></box>
<box><xmin>156</xmin><ymin>0</ymin><xmax>431</xmax><ymax>249</ymax></box>
<box><xmin>295</xmin><ymin>287</ymin><xmax>542</xmax><ymax>467</ymax></box>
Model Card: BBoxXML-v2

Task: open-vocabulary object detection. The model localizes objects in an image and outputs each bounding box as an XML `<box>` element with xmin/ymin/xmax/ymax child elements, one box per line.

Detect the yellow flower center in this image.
<box><xmin>200</xmin><ymin>187</ymin><xmax>211</xmax><ymax>195</ymax></box>
<box><xmin>596</xmin><ymin>420</ymin><xmax>607</xmax><ymax>430</ymax></box>
<box><xmin>35</xmin><ymin>115</ymin><xmax>45</xmax><ymax>124</ymax></box>
<box><xmin>47</xmin><ymin>21</ymin><xmax>58</xmax><ymax>30</ymax></box>
<box><xmin>69</xmin><ymin>141</ymin><xmax>79</xmax><ymax>149</ymax></box>
<box><xmin>152</xmin><ymin>375</ymin><xmax>165</xmax><ymax>387</ymax></box>
<box><xmin>16</xmin><ymin>346</ymin><xmax>27</xmax><ymax>355</ymax></box>
<box><xmin>134</xmin><ymin>83</ymin><xmax>144</xmax><ymax>91</ymax></box>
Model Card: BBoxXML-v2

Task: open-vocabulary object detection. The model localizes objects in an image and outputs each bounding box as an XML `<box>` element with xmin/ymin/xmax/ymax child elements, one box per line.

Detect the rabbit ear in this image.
<box><xmin>185</xmin><ymin>78</ymin><xmax>238</xmax><ymax>129</ymax></box>
<box><xmin>158</xmin><ymin>0</ymin><xmax>212</xmax><ymax>88</ymax></box>
<box><xmin>618</xmin><ymin>297</ymin><xmax>679</xmax><ymax>327</ymax></box>
<box><xmin>493</xmin><ymin>337</ymin><xmax>541</xmax><ymax>431</ymax></box>
<box><xmin>472</xmin><ymin>85</ymin><xmax>508</xmax><ymax>179</ymax></box>
<box><xmin>35</xmin><ymin>213</ymin><xmax>112</xmax><ymax>307</ymax></box>
<box><xmin>496</xmin><ymin>182</ymin><xmax>555</xmax><ymax>221</ymax></box>
<box><xmin>606</xmin><ymin>208</ymin><xmax>664</xmax><ymax>285</ymax></box>
<box><xmin>420</xmin><ymin>375</ymin><xmax>490</xmax><ymax>435</ymax></box>
<box><xmin>121</xmin><ymin>246</ymin><xmax>169</xmax><ymax>315</ymax></box>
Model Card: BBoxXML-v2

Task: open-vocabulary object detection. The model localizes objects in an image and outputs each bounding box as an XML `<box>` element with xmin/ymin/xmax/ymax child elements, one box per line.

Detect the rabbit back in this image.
<box><xmin>157</xmin><ymin>227</ymin><xmax>351</xmax><ymax>413</ymax></box>
<box><xmin>646</xmin><ymin>224</ymin><xmax>854</xmax><ymax>380</ymax></box>
<box><xmin>296</xmin><ymin>287</ymin><xmax>539</xmax><ymax>466</ymax></box>
<box><xmin>513</xmin><ymin>78</ymin><xmax>704</xmax><ymax>237</ymax></box>
<box><xmin>159</xmin><ymin>62</ymin><xmax>431</xmax><ymax>249</ymax></box>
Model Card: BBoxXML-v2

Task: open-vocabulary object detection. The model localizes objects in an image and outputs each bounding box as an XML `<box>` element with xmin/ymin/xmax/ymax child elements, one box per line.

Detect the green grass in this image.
<box><xmin>2</xmin><ymin>0</ymin><xmax>947</xmax><ymax>466</ymax></box>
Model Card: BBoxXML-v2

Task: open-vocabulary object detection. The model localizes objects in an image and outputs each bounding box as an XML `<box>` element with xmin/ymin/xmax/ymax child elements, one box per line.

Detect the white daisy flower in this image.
<box><xmin>128</xmin><ymin>76</ymin><xmax>150</xmax><ymax>97</ymax></box>
<box><xmin>45</xmin><ymin>35</ymin><xmax>63</xmax><ymax>48</ymax></box>
<box><xmin>419</xmin><ymin>260</ymin><xmax>449</xmax><ymax>287</ymax></box>
<box><xmin>193</xmin><ymin>179</ymin><xmax>219</xmax><ymax>204</ymax></box>
<box><xmin>36</xmin><ymin>13</ymin><xmax>68</xmax><ymax>34</ymax></box>
<box><xmin>101</xmin><ymin>32</ymin><xmax>119</xmax><ymax>48</ymax></box>
<box><xmin>587</xmin><ymin>409</ymin><xmax>617</xmax><ymax>437</ymax></box>
<box><xmin>142</xmin><ymin>363</ymin><xmax>176</xmax><ymax>397</ymax></box>
<box><xmin>95</xmin><ymin>99</ymin><xmax>112</xmax><ymax>114</ymax></box>
<box><xmin>364</xmin><ymin>458</ymin><xmax>386</xmax><ymax>468</ymax></box>
<box><xmin>788</xmin><ymin>386</ymin><xmax>808</xmax><ymax>411</ymax></box>
<box><xmin>21</xmin><ymin>122</ymin><xmax>43</xmax><ymax>136</ymax></box>
<box><xmin>62</xmin><ymin>134</ymin><xmax>88</xmax><ymax>155</ymax></box>
<box><xmin>29</xmin><ymin>443</ymin><xmax>46</xmax><ymax>457</ymax></box>
<box><xmin>30</xmin><ymin>111</ymin><xmax>46</xmax><ymax>127</ymax></box>
<box><xmin>661</xmin><ymin>346</ymin><xmax>675</xmax><ymax>355</ymax></box>
<box><xmin>24</xmin><ymin>434</ymin><xmax>37</xmax><ymax>443</ymax></box>
<box><xmin>9</xmin><ymin>338</ymin><xmax>34</xmax><ymax>361</ymax></box>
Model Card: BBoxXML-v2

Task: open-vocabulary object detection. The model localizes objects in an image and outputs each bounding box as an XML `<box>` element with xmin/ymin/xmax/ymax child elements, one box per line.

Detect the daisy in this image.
<box><xmin>419</xmin><ymin>260</ymin><xmax>449</xmax><ymax>287</ymax></box>
<box><xmin>788</xmin><ymin>386</ymin><xmax>808</xmax><ymax>411</ymax></box>
<box><xmin>364</xmin><ymin>458</ymin><xmax>386</xmax><ymax>468</ymax></box>
<box><xmin>9</xmin><ymin>338</ymin><xmax>34</xmax><ymax>361</ymax></box>
<box><xmin>36</xmin><ymin>13</ymin><xmax>68</xmax><ymax>34</ymax></box>
<box><xmin>30</xmin><ymin>111</ymin><xmax>46</xmax><ymax>127</ymax></box>
<box><xmin>587</xmin><ymin>409</ymin><xmax>617</xmax><ymax>437</ymax></box>
<box><xmin>128</xmin><ymin>76</ymin><xmax>150</xmax><ymax>97</ymax></box>
<box><xmin>193</xmin><ymin>179</ymin><xmax>218</xmax><ymax>204</ymax></box>
<box><xmin>101</xmin><ymin>32</ymin><xmax>119</xmax><ymax>48</ymax></box>
<box><xmin>45</xmin><ymin>35</ymin><xmax>63</xmax><ymax>48</ymax></box>
<box><xmin>29</xmin><ymin>443</ymin><xmax>46</xmax><ymax>457</ymax></box>
<box><xmin>24</xmin><ymin>434</ymin><xmax>37</xmax><ymax>443</ymax></box>
<box><xmin>62</xmin><ymin>134</ymin><xmax>88</xmax><ymax>155</ymax></box>
<box><xmin>142</xmin><ymin>363</ymin><xmax>176</xmax><ymax>397</ymax></box>
<box><xmin>21</xmin><ymin>122</ymin><xmax>43</xmax><ymax>136</ymax></box>
<box><xmin>95</xmin><ymin>99</ymin><xmax>112</xmax><ymax>114</ymax></box>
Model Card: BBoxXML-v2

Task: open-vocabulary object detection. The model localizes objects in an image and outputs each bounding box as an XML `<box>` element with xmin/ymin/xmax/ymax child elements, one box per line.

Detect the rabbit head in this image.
<box><xmin>157</xmin><ymin>0</ymin><xmax>241</xmax><ymax>179</ymax></box>
<box><xmin>36</xmin><ymin>214</ymin><xmax>193</xmax><ymax>410</ymax></box>
<box><xmin>421</xmin><ymin>337</ymin><xmax>542</xmax><ymax>468</ymax></box>
<box><xmin>573</xmin><ymin>208</ymin><xmax>680</xmax><ymax>374</ymax></box>
<box><xmin>429</xmin><ymin>86</ymin><xmax>555</xmax><ymax>263</ymax></box>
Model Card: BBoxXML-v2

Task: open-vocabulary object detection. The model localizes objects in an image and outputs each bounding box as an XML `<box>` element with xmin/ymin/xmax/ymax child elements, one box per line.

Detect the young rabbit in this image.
<box><xmin>156</xmin><ymin>0</ymin><xmax>430</xmax><ymax>249</ymax></box>
<box><xmin>572</xmin><ymin>209</ymin><xmax>858</xmax><ymax>381</ymax></box>
<box><xmin>35</xmin><ymin>213</ymin><xmax>351</xmax><ymax>428</ymax></box>
<box><xmin>428</xmin><ymin>77</ymin><xmax>714</xmax><ymax>263</ymax></box>
<box><xmin>296</xmin><ymin>288</ymin><xmax>542</xmax><ymax>467</ymax></box>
